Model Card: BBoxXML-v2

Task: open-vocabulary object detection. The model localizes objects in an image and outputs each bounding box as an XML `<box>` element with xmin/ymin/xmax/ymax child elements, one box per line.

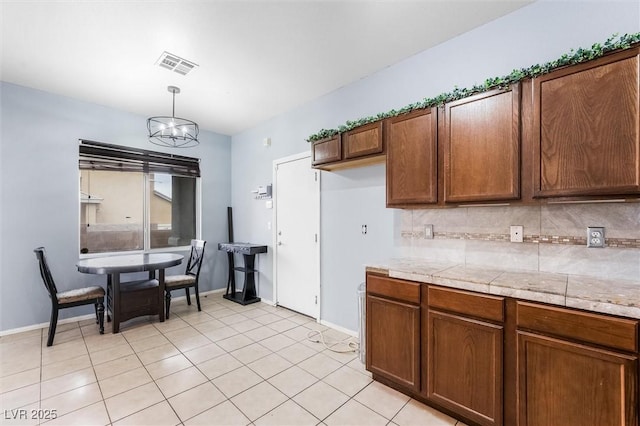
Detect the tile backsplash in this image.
<box><xmin>396</xmin><ymin>203</ymin><xmax>640</xmax><ymax>281</ymax></box>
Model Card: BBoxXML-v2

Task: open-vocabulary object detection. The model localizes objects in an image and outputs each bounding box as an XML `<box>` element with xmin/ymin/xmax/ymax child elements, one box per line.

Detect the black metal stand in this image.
<box><xmin>218</xmin><ymin>242</ymin><xmax>267</xmax><ymax>306</ymax></box>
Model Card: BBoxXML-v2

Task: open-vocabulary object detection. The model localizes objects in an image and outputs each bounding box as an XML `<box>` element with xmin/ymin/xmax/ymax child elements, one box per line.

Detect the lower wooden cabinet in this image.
<box><xmin>517</xmin><ymin>331</ymin><xmax>638</xmax><ymax>426</ymax></box>
<box><xmin>428</xmin><ymin>311</ymin><xmax>503</xmax><ymax>426</ymax></box>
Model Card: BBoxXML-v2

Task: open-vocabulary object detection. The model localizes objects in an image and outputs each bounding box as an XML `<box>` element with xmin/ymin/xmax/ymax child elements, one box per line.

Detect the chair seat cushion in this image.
<box><xmin>165</xmin><ymin>275</ymin><xmax>196</xmax><ymax>288</ymax></box>
<box><xmin>57</xmin><ymin>286</ymin><xmax>105</xmax><ymax>304</ymax></box>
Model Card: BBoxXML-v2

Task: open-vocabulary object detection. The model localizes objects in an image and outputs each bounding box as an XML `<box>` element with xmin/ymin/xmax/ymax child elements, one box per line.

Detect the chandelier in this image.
<box><xmin>147</xmin><ymin>86</ymin><xmax>199</xmax><ymax>148</ymax></box>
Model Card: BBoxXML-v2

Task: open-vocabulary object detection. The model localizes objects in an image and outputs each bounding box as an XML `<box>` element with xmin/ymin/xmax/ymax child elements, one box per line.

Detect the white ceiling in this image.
<box><xmin>1</xmin><ymin>1</ymin><xmax>531</xmax><ymax>136</ymax></box>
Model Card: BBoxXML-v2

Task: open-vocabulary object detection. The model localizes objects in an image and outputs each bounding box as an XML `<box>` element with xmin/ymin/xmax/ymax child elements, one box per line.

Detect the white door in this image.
<box><xmin>274</xmin><ymin>153</ymin><xmax>320</xmax><ymax>318</ymax></box>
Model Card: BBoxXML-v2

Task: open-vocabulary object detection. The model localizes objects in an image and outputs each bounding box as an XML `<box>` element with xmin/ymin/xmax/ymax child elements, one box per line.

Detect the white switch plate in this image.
<box><xmin>424</xmin><ymin>224</ymin><xmax>433</xmax><ymax>239</ymax></box>
<box><xmin>587</xmin><ymin>227</ymin><xmax>605</xmax><ymax>248</ymax></box>
<box><xmin>510</xmin><ymin>225</ymin><xmax>523</xmax><ymax>243</ymax></box>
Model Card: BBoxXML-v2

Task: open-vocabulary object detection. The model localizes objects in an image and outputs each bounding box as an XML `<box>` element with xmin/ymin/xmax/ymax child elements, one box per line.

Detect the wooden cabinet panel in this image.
<box><xmin>367</xmin><ymin>274</ymin><xmax>420</xmax><ymax>304</ymax></box>
<box><xmin>517</xmin><ymin>301</ymin><xmax>638</xmax><ymax>352</ymax></box>
<box><xmin>533</xmin><ymin>47</ymin><xmax>640</xmax><ymax>197</ymax></box>
<box><xmin>311</xmin><ymin>135</ymin><xmax>341</xmax><ymax>166</ymax></box>
<box><xmin>386</xmin><ymin>108</ymin><xmax>438</xmax><ymax>206</ymax></box>
<box><xmin>343</xmin><ymin>121</ymin><xmax>384</xmax><ymax>160</ymax></box>
<box><xmin>366</xmin><ymin>294</ymin><xmax>420</xmax><ymax>392</ymax></box>
<box><xmin>517</xmin><ymin>331</ymin><xmax>638</xmax><ymax>426</ymax></box>
<box><xmin>428</xmin><ymin>286</ymin><xmax>504</xmax><ymax>323</ymax></box>
<box><xmin>444</xmin><ymin>85</ymin><xmax>521</xmax><ymax>203</ymax></box>
<box><xmin>428</xmin><ymin>310</ymin><xmax>503</xmax><ymax>426</ymax></box>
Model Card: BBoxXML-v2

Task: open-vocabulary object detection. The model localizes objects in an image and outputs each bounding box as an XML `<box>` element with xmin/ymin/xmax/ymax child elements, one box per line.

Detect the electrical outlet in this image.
<box><xmin>510</xmin><ymin>225</ymin><xmax>523</xmax><ymax>243</ymax></box>
<box><xmin>587</xmin><ymin>227</ymin><xmax>605</xmax><ymax>248</ymax></box>
<box><xmin>424</xmin><ymin>224</ymin><xmax>433</xmax><ymax>239</ymax></box>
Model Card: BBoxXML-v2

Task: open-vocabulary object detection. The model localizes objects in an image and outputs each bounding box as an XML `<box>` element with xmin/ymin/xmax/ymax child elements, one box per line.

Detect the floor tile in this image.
<box><xmin>254</xmin><ymin>313</ymin><xmax>282</xmax><ymax>325</ymax></box>
<box><xmin>292</xmin><ymin>381</ymin><xmax>349</xmax><ymax>420</ymax></box>
<box><xmin>192</xmin><ymin>318</ymin><xmax>226</xmax><ymax>334</ymax></box>
<box><xmin>83</xmin><ymin>332</ymin><xmax>126</xmax><ymax>354</ymax></box>
<box><xmin>40</xmin><ymin>383</ymin><xmax>103</xmax><ymax>417</ymax></box>
<box><xmin>218</xmin><ymin>313</ymin><xmax>249</xmax><ymax>325</ymax></box>
<box><xmin>216</xmin><ymin>334</ymin><xmax>253</xmax><ymax>352</ymax></box>
<box><xmin>282</xmin><ymin>325</ymin><xmax>314</xmax><ymax>342</ymax></box>
<box><xmin>168</xmin><ymin>381</ymin><xmax>226</xmax><ymax>422</ymax></box>
<box><xmin>324</xmin><ymin>399</ymin><xmax>388</xmax><ymax>426</ymax></box>
<box><xmin>153</xmin><ymin>317</ymin><xmax>190</xmax><ymax>333</ymax></box>
<box><xmin>247</xmin><ymin>353</ymin><xmax>293</xmax><ymax>379</ymax></box>
<box><xmin>112</xmin><ymin>400</ymin><xmax>181</xmax><ymax>426</ymax></box>
<box><xmin>243</xmin><ymin>325</ymin><xmax>279</xmax><ymax>342</ymax></box>
<box><xmin>171</xmin><ymin>334</ymin><xmax>211</xmax><ymax>352</ymax></box>
<box><xmin>392</xmin><ymin>399</ymin><xmax>458</xmax><ymax>426</ymax></box>
<box><xmin>230</xmin><ymin>319</ymin><xmax>262</xmax><ymax>333</ymax></box>
<box><xmin>137</xmin><ymin>342</ymin><xmax>180</xmax><ymax>365</ymax></box>
<box><xmin>212</xmin><ymin>366</ymin><xmax>263</xmax><ymax>398</ymax></box>
<box><xmin>43</xmin><ymin>401</ymin><xmax>110</xmax><ymax>426</ymax></box>
<box><xmin>253</xmin><ymin>399</ymin><xmax>320</xmax><ymax>426</ymax></box>
<box><xmin>183</xmin><ymin>400</ymin><xmax>250</xmax><ymax>426</ymax></box>
<box><xmin>230</xmin><ymin>342</ymin><xmax>272</xmax><ymax>364</ymax></box>
<box><xmin>40</xmin><ymin>367</ymin><xmax>96</xmax><ymax>399</ymax></box>
<box><xmin>230</xmin><ymin>381</ymin><xmax>288</xmax><ymax>421</ymax></box>
<box><xmin>0</xmin><ymin>401</ymin><xmax>39</xmax><ymax>426</ymax></box>
<box><xmin>259</xmin><ymin>334</ymin><xmax>296</xmax><ymax>352</ymax></box>
<box><xmin>183</xmin><ymin>342</ymin><xmax>225</xmax><ymax>365</ymax></box>
<box><xmin>104</xmin><ymin>382</ymin><xmax>165</xmax><ymax>421</ymax></box>
<box><xmin>297</xmin><ymin>352</ymin><xmax>343</xmax><ymax>379</ymax></box>
<box><xmin>267</xmin><ymin>365</ymin><xmax>318</xmax><ymax>398</ymax></box>
<box><xmin>89</xmin><ymin>343</ymin><xmax>134</xmax><ymax>366</ymax></box>
<box><xmin>321</xmin><ymin>347</ymin><xmax>358</xmax><ymax>364</ymax></box>
<box><xmin>202</xmin><ymin>326</ymin><xmax>238</xmax><ymax>342</ymax></box>
<box><xmin>322</xmin><ymin>365</ymin><xmax>372</xmax><ymax>397</ymax></box>
<box><xmin>155</xmin><ymin>366</ymin><xmax>208</xmax><ymax>398</ymax></box>
<box><xmin>121</xmin><ymin>322</ymin><xmax>161</xmax><ymax>342</ymax></box>
<box><xmin>276</xmin><ymin>342</ymin><xmax>317</xmax><ymax>364</ymax></box>
<box><xmin>0</xmin><ymin>367</ymin><xmax>41</xmax><ymax>394</ymax></box>
<box><xmin>145</xmin><ymin>354</ymin><xmax>193</xmax><ymax>380</ymax></box>
<box><xmin>0</xmin><ymin>383</ymin><xmax>40</xmax><ymax>410</ymax></box>
<box><xmin>41</xmin><ymin>340</ymin><xmax>88</xmax><ymax>365</ymax></box>
<box><xmin>197</xmin><ymin>353</ymin><xmax>242</xmax><ymax>379</ymax></box>
<box><xmin>93</xmin><ymin>355</ymin><xmax>142</xmax><ymax>381</ymax></box>
<box><xmin>266</xmin><ymin>318</ymin><xmax>298</xmax><ymax>333</ymax></box>
<box><xmin>40</xmin><ymin>354</ymin><xmax>92</xmax><ymax>381</ymax></box>
<box><xmin>354</xmin><ymin>381</ymin><xmax>410</xmax><ymax>420</ymax></box>
<box><xmin>127</xmin><ymin>333</ymin><xmax>170</xmax><ymax>353</ymax></box>
<box><xmin>98</xmin><ymin>367</ymin><xmax>152</xmax><ymax>399</ymax></box>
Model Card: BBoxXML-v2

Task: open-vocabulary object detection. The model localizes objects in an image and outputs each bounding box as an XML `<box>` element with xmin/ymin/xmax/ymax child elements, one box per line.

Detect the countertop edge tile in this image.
<box><xmin>565</xmin><ymin>298</ymin><xmax>640</xmax><ymax>319</ymax></box>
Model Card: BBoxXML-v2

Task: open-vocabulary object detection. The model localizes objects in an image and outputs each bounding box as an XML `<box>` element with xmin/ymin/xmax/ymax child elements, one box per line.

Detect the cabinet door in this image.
<box><xmin>444</xmin><ymin>85</ymin><xmax>521</xmax><ymax>203</ymax></box>
<box><xmin>386</xmin><ymin>108</ymin><xmax>438</xmax><ymax>206</ymax></box>
<box><xmin>427</xmin><ymin>310</ymin><xmax>503</xmax><ymax>426</ymax></box>
<box><xmin>311</xmin><ymin>135</ymin><xmax>341</xmax><ymax>166</ymax></box>
<box><xmin>533</xmin><ymin>47</ymin><xmax>640</xmax><ymax>197</ymax></box>
<box><xmin>343</xmin><ymin>121</ymin><xmax>384</xmax><ymax>160</ymax></box>
<box><xmin>366</xmin><ymin>294</ymin><xmax>420</xmax><ymax>392</ymax></box>
<box><xmin>518</xmin><ymin>331</ymin><xmax>638</xmax><ymax>426</ymax></box>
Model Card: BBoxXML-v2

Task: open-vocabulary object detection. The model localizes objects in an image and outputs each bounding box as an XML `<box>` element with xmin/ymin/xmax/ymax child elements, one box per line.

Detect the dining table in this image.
<box><xmin>77</xmin><ymin>253</ymin><xmax>183</xmax><ymax>333</ymax></box>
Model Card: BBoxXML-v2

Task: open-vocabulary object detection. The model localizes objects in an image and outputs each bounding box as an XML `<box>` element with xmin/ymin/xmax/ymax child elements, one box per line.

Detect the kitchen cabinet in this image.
<box><xmin>444</xmin><ymin>84</ymin><xmax>521</xmax><ymax>203</ymax></box>
<box><xmin>386</xmin><ymin>108</ymin><xmax>438</xmax><ymax>206</ymax></box>
<box><xmin>366</xmin><ymin>274</ymin><xmax>420</xmax><ymax>392</ymax></box>
<box><xmin>516</xmin><ymin>302</ymin><xmax>638</xmax><ymax>426</ymax></box>
<box><xmin>426</xmin><ymin>286</ymin><xmax>504</xmax><ymax>426</ymax></box>
<box><xmin>311</xmin><ymin>134</ymin><xmax>341</xmax><ymax>167</ymax></box>
<box><xmin>532</xmin><ymin>47</ymin><xmax>640</xmax><ymax>198</ymax></box>
<box><xmin>312</xmin><ymin>121</ymin><xmax>385</xmax><ymax>170</ymax></box>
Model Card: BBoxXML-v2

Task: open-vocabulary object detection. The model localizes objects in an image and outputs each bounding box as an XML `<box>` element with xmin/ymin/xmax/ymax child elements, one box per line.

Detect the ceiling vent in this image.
<box><xmin>156</xmin><ymin>51</ymin><xmax>198</xmax><ymax>76</ymax></box>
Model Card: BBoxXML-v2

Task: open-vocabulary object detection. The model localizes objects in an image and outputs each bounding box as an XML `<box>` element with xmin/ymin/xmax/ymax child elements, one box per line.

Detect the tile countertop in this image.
<box><xmin>365</xmin><ymin>258</ymin><xmax>640</xmax><ymax>320</ymax></box>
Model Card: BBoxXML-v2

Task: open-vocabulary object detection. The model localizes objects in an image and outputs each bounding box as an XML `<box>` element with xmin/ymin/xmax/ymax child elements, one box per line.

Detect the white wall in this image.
<box><xmin>0</xmin><ymin>82</ymin><xmax>232</xmax><ymax>332</ymax></box>
<box><xmin>230</xmin><ymin>1</ymin><xmax>640</xmax><ymax>332</ymax></box>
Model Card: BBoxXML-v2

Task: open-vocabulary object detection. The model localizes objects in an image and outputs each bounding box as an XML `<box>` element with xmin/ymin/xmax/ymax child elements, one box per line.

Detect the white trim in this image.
<box><xmin>259</xmin><ymin>298</ymin><xmax>276</xmax><ymax>306</ymax></box>
<box><xmin>272</xmin><ymin>151</ymin><xmax>321</xmax><ymax>321</ymax></box>
<box><xmin>319</xmin><ymin>319</ymin><xmax>358</xmax><ymax>338</ymax></box>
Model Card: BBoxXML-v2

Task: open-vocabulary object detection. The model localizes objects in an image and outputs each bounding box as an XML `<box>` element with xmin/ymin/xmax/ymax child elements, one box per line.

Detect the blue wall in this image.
<box><xmin>230</xmin><ymin>0</ymin><xmax>640</xmax><ymax>332</ymax></box>
<box><xmin>0</xmin><ymin>82</ymin><xmax>232</xmax><ymax>332</ymax></box>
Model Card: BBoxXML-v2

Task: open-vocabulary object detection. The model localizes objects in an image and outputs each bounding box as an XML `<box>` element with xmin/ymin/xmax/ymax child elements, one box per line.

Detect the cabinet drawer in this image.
<box><xmin>312</xmin><ymin>135</ymin><xmax>341</xmax><ymax>166</ymax></box>
<box><xmin>517</xmin><ymin>301</ymin><xmax>638</xmax><ymax>352</ymax></box>
<box><xmin>428</xmin><ymin>286</ymin><xmax>504</xmax><ymax>323</ymax></box>
<box><xmin>367</xmin><ymin>274</ymin><xmax>420</xmax><ymax>304</ymax></box>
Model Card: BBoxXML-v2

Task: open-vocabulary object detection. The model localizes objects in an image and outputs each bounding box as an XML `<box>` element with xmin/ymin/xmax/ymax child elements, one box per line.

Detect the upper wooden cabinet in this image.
<box><xmin>386</xmin><ymin>108</ymin><xmax>438</xmax><ymax>206</ymax></box>
<box><xmin>311</xmin><ymin>134</ymin><xmax>341</xmax><ymax>167</ymax></box>
<box><xmin>444</xmin><ymin>84</ymin><xmax>521</xmax><ymax>203</ymax></box>
<box><xmin>311</xmin><ymin>121</ymin><xmax>384</xmax><ymax>170</ymax></box>
<box><xmin>532</xmin><ymin>47</ymin><xmax>640</xmax><ymax>198</ymax></box>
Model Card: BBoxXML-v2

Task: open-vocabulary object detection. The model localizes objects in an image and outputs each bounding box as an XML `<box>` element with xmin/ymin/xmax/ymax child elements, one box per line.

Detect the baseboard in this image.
<box><xmin>0</xmin><ymin>288</ymin><xmax>228</xmax><ymax>337</ymax></box>
<box><xmin>319</xmin><ymin>319</ymin><xmax>358</xmax><ymax>338</ymax></box>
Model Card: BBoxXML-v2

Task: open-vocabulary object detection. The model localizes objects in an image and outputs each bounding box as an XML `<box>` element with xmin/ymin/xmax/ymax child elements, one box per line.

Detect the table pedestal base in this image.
<box><xmin>223</xmin><ymin>292</ymin><xmax>261</xmax><ymax>305</ymax></box>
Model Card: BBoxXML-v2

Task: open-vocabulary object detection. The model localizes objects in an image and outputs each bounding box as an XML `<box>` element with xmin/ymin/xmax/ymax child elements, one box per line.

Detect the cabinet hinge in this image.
<box><xmin>314</xmin><ymin>172</ymin><xmax>318</xmax><ymax>182</ymax></box>
<box><xmin>314</xmin><ymin>233</ymin><xmax>318</xmax><ymax>243</ymax></box>
<box><xmin>315</xmin><ymin>295</ymin><xmax>318</xmax><ymax>305</ymax></box>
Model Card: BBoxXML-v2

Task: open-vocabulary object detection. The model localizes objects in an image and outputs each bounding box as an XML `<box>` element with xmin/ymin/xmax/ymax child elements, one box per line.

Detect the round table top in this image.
<box><xmin>77</xmin><ymin>253</ymin><xmax>184</xmax><ymax>274</ymax></box>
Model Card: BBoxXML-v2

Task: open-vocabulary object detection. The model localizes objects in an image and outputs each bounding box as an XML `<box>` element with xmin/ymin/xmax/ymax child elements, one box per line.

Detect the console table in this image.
<box><xmin>218</xmin><ymin>243</ymin><xmax>267</xmax><ymax>305</ymax></box>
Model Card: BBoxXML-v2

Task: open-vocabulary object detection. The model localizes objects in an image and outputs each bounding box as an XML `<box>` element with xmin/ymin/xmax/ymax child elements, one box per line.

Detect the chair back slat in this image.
<box><xmin>34</xmin><ymin>247</ymin><xmax>58</xmax><ymax>298</ymax></box>
<box><xmin>185</xmin><ymin>239</ymin><xmax>206</xmax><ymax>278</ymax></box>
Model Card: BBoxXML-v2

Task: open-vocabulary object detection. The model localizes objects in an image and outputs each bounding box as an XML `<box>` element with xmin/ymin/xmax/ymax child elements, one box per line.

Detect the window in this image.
<box><xmin>79</xmin><ymin>140</ymin><xmax>200</xmax><ymax>254</ymax></box>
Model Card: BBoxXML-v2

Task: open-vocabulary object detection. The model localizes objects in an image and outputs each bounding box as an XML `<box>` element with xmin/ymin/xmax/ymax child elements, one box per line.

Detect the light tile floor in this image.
<box><xmin>0</xmin><ymin>292</ymin><xmax>467</xmax><ymax>426</ymax></box>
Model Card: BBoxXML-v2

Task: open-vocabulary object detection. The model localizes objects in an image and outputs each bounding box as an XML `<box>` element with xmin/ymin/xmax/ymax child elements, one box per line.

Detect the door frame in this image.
<box><xmin>272</xmin><ymin>151</ymin><xmax>321</xmax><ymax>321</ymax></box>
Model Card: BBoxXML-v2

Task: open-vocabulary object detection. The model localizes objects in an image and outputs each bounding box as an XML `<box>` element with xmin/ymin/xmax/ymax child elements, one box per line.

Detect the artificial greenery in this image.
<box><xmin>307</xmin><ymin>32</ymin><xmax>640</xmax><ymax>142</ymax></box>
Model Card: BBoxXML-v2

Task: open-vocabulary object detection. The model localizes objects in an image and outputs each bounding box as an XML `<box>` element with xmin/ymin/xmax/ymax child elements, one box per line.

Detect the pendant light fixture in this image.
<box><xmin>147</xmin><ymin>86</ymin><xmax>199</xmax><ymax>148</ymax></box>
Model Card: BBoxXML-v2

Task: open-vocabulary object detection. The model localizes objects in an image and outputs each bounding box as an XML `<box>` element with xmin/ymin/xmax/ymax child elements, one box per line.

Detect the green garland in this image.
<box><xmin>307</xmin><ymin>32</ymin><xmax>640</xmax><ymax>142</ymax></box>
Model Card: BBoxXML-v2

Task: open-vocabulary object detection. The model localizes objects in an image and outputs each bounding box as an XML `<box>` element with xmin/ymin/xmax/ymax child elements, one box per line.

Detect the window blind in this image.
<box><xmin>79</xmin><ymin>139</ymin><xmax>200</xmax><ymax>178</ymax></box>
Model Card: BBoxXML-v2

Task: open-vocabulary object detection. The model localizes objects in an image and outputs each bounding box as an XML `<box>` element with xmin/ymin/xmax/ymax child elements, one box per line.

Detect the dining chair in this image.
<box><xmin>34</xmin><ymin>247</ymin><xmax>105</xmax><ymax>346</ymax></box>
<box><xmin>165</xmin><ymin>239</ymin><xmax>206</xmax><ymax>318</ymax></box>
